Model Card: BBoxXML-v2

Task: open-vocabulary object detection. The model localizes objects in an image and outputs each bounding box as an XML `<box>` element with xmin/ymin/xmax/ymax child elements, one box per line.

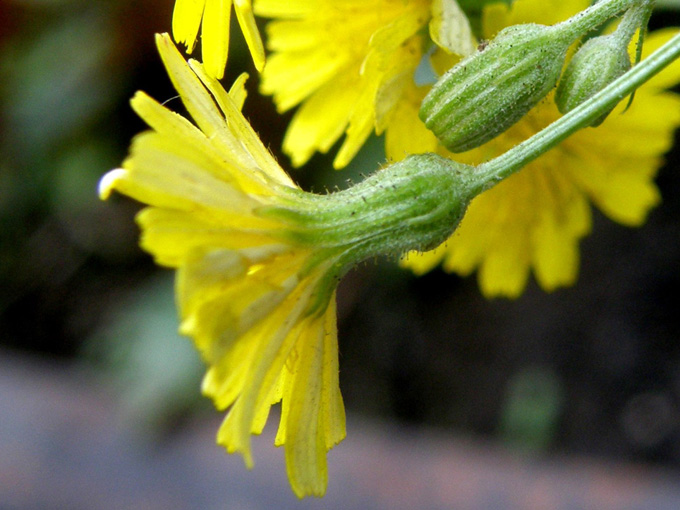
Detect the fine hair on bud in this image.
<box><xmin>555</xmin><ymin>33</ymin><xmax>632</xmax><ymax>126</ymax></box>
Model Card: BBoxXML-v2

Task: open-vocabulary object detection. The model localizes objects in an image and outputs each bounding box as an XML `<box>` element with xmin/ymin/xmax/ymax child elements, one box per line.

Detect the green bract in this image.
<box><xmin>420</xmin><ymin>23</ymin><xmax>572</xmax><ymax>153</ymax></box>
<box><xmin>264</xmin><ymin>154</ymin><xmax>480</xmax><ymax>261</ymax></box>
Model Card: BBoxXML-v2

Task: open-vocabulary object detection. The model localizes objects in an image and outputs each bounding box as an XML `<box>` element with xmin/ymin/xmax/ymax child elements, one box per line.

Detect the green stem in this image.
<box><xmin>615</xmin><ymin>0</ymin><xmax>654</xmax><ymax>43</ymax></box>
<box><xmin>556</xmin><ymin>0</ymin><xmax>640</xmax><ymax>39</ymax></box>
<box><xmin>472</xmin><ymin>30</ymin><xmax>680</xmax><ymax>192</ymax></box>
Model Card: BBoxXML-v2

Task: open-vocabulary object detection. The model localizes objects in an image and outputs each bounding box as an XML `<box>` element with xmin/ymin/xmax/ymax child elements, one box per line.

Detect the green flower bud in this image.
<box><xmin>556</xmin><ymin>33</ymin><xmax>631</xmax><ymax>126</ymax></box>
<box><xmin>420</xmin><ymin>23</ymin><xmax>573</xmax><ymax>153</ymax></box>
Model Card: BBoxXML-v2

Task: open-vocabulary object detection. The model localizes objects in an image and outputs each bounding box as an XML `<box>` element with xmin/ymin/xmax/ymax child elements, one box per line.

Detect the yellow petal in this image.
<box><xmin>187</xmin><ymin>60</ymin><xmax>296</xmax><ymax>187</ymax></box>
<box><xmin>129</xmin><ymin>91</ymin><xmax>270</xmax><ymax>196</ymax></box>
<box><xmin>136</xmin><ymin>208</ymin><xmax>282</xmax><ymax>267</ymax></box>
<box><xmin>429</xmin><ymin>47</ymin><xmax>461</xmax><ymax>77</ymax></box>
<box><xmin>401</xmin><ymin>244</ymin><xmax>449</xmax><ymax>276</ymax></box>
<box><xmin>180</xmin><ymin>251</ymin><xmax>302</xmax><ymax>321</ymax></box>
<box><xmin>282</xmin><ymin>73</ymin><xmax>360</xmax><ymax>167</ymax></box>
<box><xmin>566</xmin><ymin>149</ymin><xmax>662</xmax><ymax>226</ymax></box>
<box><xmin>281</xmin><ymin>314</ymin><xmax>328</xmax><ymax>498</ymax></box>
<box><xmin>156</xmin><ymin>33</ymin><xmax>228</xmax><ymax>139</ymax></box>
<box><xmin>333</xmin><ymin>104</ymin><xmax>374</xmax><ymax>169</ymax></box>
<box><xmin>261</xmin><ymin>46</ymin><xmax>349</xmax><ymax>112</ymax></box>
<box><xmin>258</xmin><ymin>0</ymin><xmax>433</xmax><ymax>167</ymax></box>
<box><xmin>478</xmin><ymin>235</ymin><xmax>531</xmax><ymax>299</ymax></box>
<box><xmin>373</xmin><ymin>36</ymin><xmax>424</xmax><ymax>132</ymax></box>
<box><xmin>641</xmin><ymin>29</ymin><xmax>680</xmax><ymax>91</ymax></box>
<box><xmin>385</xmin><ymin>82</ymin><xmax>439</xmax><ymax>162</ymax></box>
<box><xmin>498</xmin><ymin>0</ymin><xmax>589</xmax><ymax>29</ymax></box>
<box><xmin>234</xmin><ymin>0</ymin><xmax>266</xmax><ymax>72</ymax></box>
<box><xmin>319</xmin><ymin>295</ymin><xmax>346</xmax><ymax>450</ymax></box>
<box><xmin>253</xmin><ymin>0</ymin><xmax>314</xmax><ymax>17</ymax></box>
<box><xmin>216</xmin><ymin>282</ymin><xmax>314</xmax><ymax>468</ymax></box>
<box><xmin>172</xmin><ymin>0</ymin><xmax>205</xmax><ymax>53</ymax></box>
<box><xmin>531</xmin><ymin>192</ymin><xmax>590</xmax><ymax>291</ymax></box>
<box><xmin>336</xmin><ymin>35</ymin><xmax>423</xmax><ymax>168</ymax></box>
<box><xmin>109</xmin><ymin>133</ymin><xmax>255</xmax><ymax>217</ymax></box>
<box><xmin>228</xmin><ymin>72</ymin><xmax>249</xmax><ymax>110</ymax></box>
<box><xmin>130</xmin><ymin>91</ymin><xmax>208</xmax><ymax>151</ymax></box>
<box><xmin>202</xmin><ymin>0</ymin><xmax>232</xmax><ymax>80</ymax></box>
<box><xmin>250</xmin><ymin>370</ymin><xmax>284</xmax><ymax>435</ymax></box>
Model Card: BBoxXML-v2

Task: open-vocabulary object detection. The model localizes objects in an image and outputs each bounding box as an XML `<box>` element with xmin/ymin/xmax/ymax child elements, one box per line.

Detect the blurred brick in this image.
<box><xmin>2</xmin><ymin>350</ymin><xmax>680</xmax><ymax>510</ymax></box>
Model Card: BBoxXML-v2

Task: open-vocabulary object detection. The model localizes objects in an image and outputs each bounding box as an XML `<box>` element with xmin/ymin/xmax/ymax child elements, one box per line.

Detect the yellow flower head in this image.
<box><xmin>100</xmin><ymin>33</ymin><xmax>479</xmax><ymax>497</ymax></box>
<box><xmin>254</xmin><ymin>0</ymin><xmax>474</xmax><ymax>168</ymax></box>
<box><xmin>101</xmin><ymin>33</ymin><xmax>343</xmax><ymax>497</ymax></box>
<box><xmin>397</xmin><ymin>0</ymin><xmax>680</xmax><ymax>298</ymax></box>
<box><xmin>172</xmin><ymin>0</ymin><xmax>265</xmax><ymax>78</ymax></box>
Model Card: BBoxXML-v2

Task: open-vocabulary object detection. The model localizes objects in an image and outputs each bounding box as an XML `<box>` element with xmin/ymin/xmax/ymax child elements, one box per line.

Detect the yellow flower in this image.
<box><xmin>397</xmin><ymin>0</ymin><xmax>680</xmax><ymax>298</ymax></box>
<box><xmin>100</xmin><ymin>33</ymin><xmax>343</xmax><ymax>498</ymax></box>
<box><xmin>254</xmin><ymin>0</ymin><xmax>474</xmax><ymax>168</ymax></box>
<box><xmin>172</xmin><ymin>0</ymin><xmax>265</xmax><ymax>78</ymax></box>
<box><xmin>100</xmin><ymin>33</ymin><xmax>478</xmax><ymax>497</ymax></box>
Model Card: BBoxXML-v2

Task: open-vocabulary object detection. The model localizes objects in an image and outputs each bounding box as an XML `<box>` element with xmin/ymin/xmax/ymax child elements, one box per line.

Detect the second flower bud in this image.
<box><xmin>555</xmin><ymin>33</ymin><xmax>632</xmax><ymax>126</ymax></box>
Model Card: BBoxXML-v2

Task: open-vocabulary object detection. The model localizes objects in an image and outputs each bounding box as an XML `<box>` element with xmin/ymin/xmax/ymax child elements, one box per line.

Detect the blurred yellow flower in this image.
<box><xmin>172</xmin><ymin>0</ymin><xmax>265</xmax><ymax>78</ymax></box>
<box><xmin>397</xmin><ymin>0</ymin><xmax>680</xmax><ymax>298</ymax></box>
<box><xmin>254</xmin><ymin>0</ymin><xmax>474</xmax><ymax>168</ymax></box>
<box><xmin>100</xmin><ymin>33</ymin><xmax>345</xmax><ymax>498</ymax></box>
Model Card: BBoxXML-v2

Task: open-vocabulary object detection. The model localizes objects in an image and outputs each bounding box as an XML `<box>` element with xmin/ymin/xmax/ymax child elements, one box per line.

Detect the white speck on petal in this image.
<box><xmin>98</xmin><ymin>168</ymin><xmax>128</xmax><ymax>199</ymax></box>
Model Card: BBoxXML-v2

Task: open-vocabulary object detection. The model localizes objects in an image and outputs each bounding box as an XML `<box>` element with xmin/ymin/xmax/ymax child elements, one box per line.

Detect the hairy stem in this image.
<box><xmin>470</xmin><ymin>30</ymin><xmax>680</xmax><ymax>193</ymax></box>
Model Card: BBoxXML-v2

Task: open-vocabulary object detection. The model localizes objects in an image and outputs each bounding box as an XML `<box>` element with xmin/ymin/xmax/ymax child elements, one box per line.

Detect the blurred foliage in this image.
<box><xmin>657</xmin><ymin>0</ymin><xmax>680</xmax><ymax>9</ymax></box>
<box><xmin>85</xmin><ymin>274</ymin><xmax>206</xmax><ymax>433</ymax></box>
<box><xmin>0</xmin><ymin>0</ymin><xmax>170</xmax><ymax>355</ymax></box>
<box><xmin>499</xmin><ymin>366</ymin><xmax>564</xmax><ymax>452</ymax></box>
<box><xmin>1</xmin><ymin>0</ymin><xmax>680</xmax><ymax>470</ymax></box>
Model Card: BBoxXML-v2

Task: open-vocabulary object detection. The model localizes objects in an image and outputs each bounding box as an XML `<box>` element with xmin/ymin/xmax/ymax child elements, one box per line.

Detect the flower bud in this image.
<box><xmin>420</xmin><ymin>23</ymin><xmax>572</xmax><ymax>153</ymax></box>
<box><xmin>555</xmin><ymin>34</ymin><xmax>631</xmax><ymax>126</ymax></box>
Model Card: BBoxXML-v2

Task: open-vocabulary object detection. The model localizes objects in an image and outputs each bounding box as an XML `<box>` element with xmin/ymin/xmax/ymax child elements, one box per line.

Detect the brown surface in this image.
<box><xmin>2</xmin><ymin>349</ymin><xmax>680</xmax><ymax>510</ymax></box>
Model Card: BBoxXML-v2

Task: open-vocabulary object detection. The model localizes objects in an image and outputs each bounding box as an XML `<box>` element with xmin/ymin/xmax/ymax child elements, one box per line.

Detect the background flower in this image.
<box><xmin>254</xmin><ymin>0</ymin><xmax>473</xmax><ymax>168</ymax></box>
<box><xmin>397</xmin><ymin>0</ymin><xmax>680</xmax><ymax>298</ymax></box>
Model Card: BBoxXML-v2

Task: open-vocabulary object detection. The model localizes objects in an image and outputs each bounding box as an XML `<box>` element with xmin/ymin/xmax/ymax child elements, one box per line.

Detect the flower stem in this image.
<box><xmin>556</xmin><ymin>0</ymin><xmax>640</xmax><ymax>40</ymax></box>
<box><xmin>472</xmin><ymin>30</ymin><xmax>680</xmax><ymax>193</ymax></box>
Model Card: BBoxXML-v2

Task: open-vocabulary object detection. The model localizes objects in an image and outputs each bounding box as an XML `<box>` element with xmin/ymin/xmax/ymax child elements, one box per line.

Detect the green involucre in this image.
<box><xmin>262</xmin><ymin>153</ymin><xmax>481</xmax><ymax>264</ymax></box>
<box><xmin>420</xmin><ymin>23</ymin><xmax>572</xmax><ymax>153</ymax></box>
